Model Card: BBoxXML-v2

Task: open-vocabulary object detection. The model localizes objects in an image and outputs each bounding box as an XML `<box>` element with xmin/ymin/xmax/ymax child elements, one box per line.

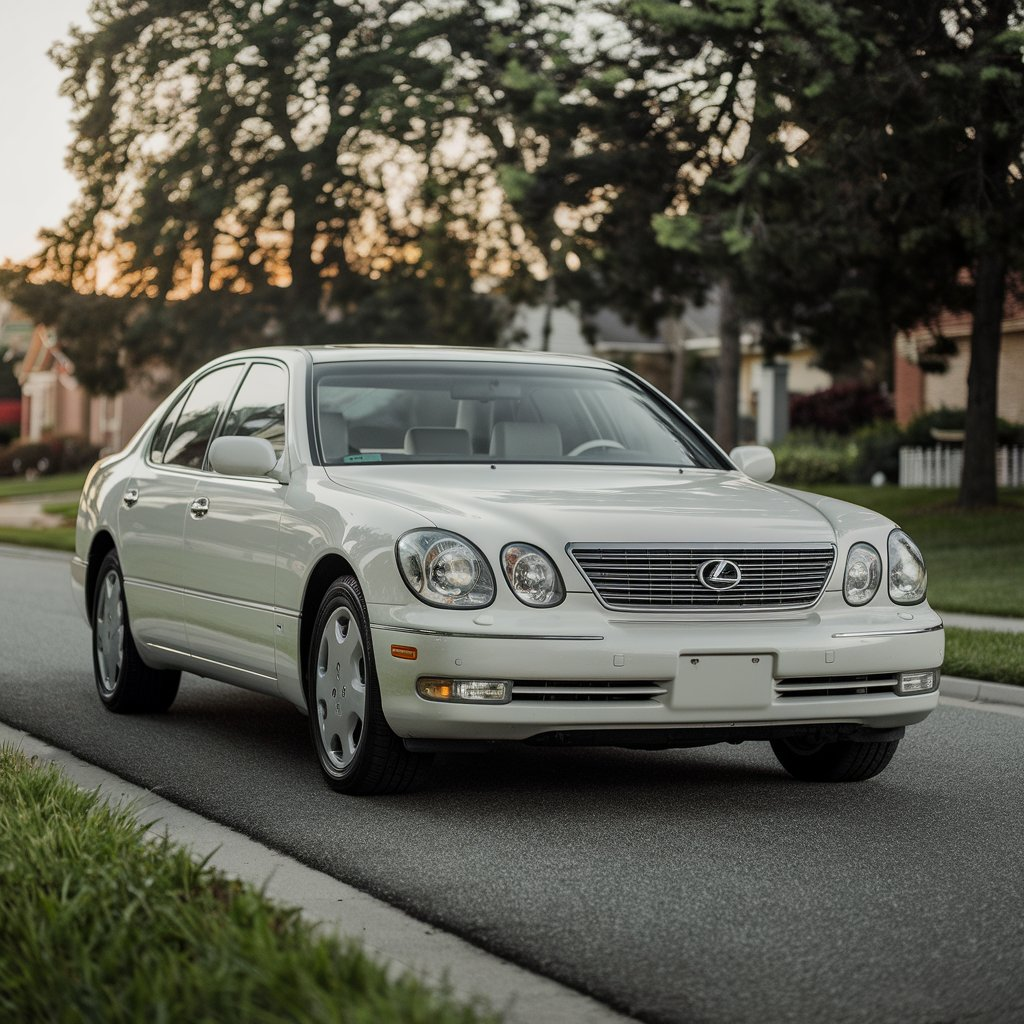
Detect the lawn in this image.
<box><xmin>943</xmin><ymin>627</ymin><xmax>1024</xmax><ymax>687</ymax></box>
<box><xmin>808</xmin><ymin>486</ymin><xmax>1024</xmax><ymax>617</ymax></box>
<box><xmin>0</xmin><ymin>746</ymin><xmax>499</xmax><ymax>1024</ymax></box>
<box><xmin>0</xmin><ymin>471</ymin><xmax>88</xmax><ymax>499</ymax></box>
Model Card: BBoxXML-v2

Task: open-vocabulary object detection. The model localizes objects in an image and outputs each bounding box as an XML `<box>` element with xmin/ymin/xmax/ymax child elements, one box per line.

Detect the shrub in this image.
<box><xmin>0</xmin><ymin>435</ymin><xmax>100</xmax><ymax>477</ymax></box>
<box><xmin>850</xmin><ymin>421</ymin><xmax>904</xmax><ymax>484</ymax></box>
<box><xmin>771</xmin><ymin>430</ymin><xmax>858</xmax><ymax>486</ymax></box>
<box><xmin>901</xmin><ymin>408</ymin><xmax>1024</xmax><ymax>447</ymax></box>
<box><xmin>789</xmin><ymin>381</ymin><xmax>893</xmax><ymax>435</ymax></box>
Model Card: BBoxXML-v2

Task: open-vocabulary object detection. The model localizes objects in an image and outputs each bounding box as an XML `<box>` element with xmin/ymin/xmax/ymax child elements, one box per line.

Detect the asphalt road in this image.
<box><xmin>2</xmin><ymin>544</ymin><xmax>1023</xmax><ymax>1024</ymax></box>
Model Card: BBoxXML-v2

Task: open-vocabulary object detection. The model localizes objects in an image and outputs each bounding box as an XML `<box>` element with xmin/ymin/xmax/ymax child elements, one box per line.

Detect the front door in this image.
<box><xmin>180</xmin><ymin>361</ymin><xmax>290</xmax><ymax>694</ymax></box>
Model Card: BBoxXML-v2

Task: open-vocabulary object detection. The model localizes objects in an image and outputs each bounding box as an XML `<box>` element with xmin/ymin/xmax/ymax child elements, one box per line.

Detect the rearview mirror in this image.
<box><xmin>729</xmin><ymin>445</ymin><xmax>776</xmax><ymax>482</ymax></box>
<box><xmin>209</xmin><ymin>436</ymin><xmax>279</xmax><ymax>478</ymax></box>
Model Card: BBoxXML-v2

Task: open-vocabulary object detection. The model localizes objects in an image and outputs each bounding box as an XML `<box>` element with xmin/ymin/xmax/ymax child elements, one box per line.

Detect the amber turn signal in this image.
<box><xmin>391</xmin><ymin>644</ymin><xmax>418</xmax><ymax>660</ymax></box>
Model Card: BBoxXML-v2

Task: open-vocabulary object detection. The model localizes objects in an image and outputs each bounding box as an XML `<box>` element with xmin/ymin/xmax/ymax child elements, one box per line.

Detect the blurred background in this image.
<box><xmin>1</xmin><ymin>0</ymin><xmax>1022</xmax><ymax>506</ymax></box>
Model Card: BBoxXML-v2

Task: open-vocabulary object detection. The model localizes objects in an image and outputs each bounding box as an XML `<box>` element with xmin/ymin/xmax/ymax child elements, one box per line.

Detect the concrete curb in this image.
<box><xmin>940</xmin><ymin>675</ymin><xmax>1024</xmax><ymax>709</ymax></box>
<box><xmin>0</xmin><ymin>721</ymin><xmax>634</xmax><ymax>1024</ymax></box>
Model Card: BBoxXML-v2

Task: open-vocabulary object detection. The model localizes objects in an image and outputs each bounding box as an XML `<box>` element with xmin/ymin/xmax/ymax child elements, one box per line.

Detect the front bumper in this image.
<box><xmin>368</xmin><ymin>594</ymin><xmax>944</xmax><ymax>742</ymax></box>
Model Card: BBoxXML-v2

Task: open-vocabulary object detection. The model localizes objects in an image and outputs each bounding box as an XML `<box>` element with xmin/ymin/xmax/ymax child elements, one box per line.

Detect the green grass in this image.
<box><xmin>809</xmin><ymin>486</ymin><xmax>1024</xmax><ymax>617</ymax></box>
<box><xmin>944</xmin><ymin>627</ymin><xmax>1024</xmax><ymax>687</ymax></box>
<box><xmin>0</xmin><ymin>471</ymin><xmax>87</xmax><ymax>499</ymax></box>
<box><xmin>41</xmin><ymin>500</ymin><xmax>79</xmax><ymax>520</ymax></box>
<box><xmin>0</xmin><ymin>526</ymin><xmax>76</xmax><ymax>551</ymax></box>
<box><xmin>0</xmin><ymin>746</ymin><xmax>499</xmax><ymax>1024</ymax></box>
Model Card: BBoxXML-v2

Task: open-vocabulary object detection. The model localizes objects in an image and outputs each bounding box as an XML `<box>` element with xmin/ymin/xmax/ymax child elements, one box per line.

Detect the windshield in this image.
<box><xmin>313</xmin><ymin>360</ymin><xmax>726</xmax><ymax>468</ymax></box>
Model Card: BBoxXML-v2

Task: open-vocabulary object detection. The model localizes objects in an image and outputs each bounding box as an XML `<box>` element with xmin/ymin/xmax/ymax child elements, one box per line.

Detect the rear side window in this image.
<box><xmin>162</xmin><ymin>365</ymin><xmax>243</xmax><ymax>469</ymax></box>
<box><xmin>150</xmin><ymin>387</ymin><xmax>190</xmax><ymax>464</ymax></box>
<box><xmin>218</xmin><ymin>363</ymin><xmax>287</xmax><ymax>458</ymax></box>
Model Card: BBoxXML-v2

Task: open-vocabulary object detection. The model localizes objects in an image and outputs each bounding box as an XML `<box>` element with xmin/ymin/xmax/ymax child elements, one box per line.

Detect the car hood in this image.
<box><xmin>324</xmin><ymin>464</ymin><xmax>838</xmax><ymax>545</ymax></box>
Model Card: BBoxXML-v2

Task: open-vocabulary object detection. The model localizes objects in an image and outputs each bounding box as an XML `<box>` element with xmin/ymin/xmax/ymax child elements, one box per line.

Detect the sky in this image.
<box><xmin>0</xmin><ymin>0</ymin><xmax>93</xmax><ymax>264</ymax></box>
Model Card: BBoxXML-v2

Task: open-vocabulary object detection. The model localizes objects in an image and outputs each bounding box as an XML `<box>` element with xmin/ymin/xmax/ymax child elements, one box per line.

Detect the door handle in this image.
<box><xmin>123</xmin><ymin>487</ymin><xmax>139</xmax><ymax>508</ymax></box>
<box><xmin>189</xmin><ymin>496</ymin><xmax>211</xmax><ymax>519</ymax></box>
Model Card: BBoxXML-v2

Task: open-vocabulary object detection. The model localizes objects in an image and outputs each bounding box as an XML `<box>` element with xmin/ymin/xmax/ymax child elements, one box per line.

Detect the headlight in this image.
<box><xmin>888</xmin><ymin>529</ymin><xmax>927</xmax><ymax>604</ymax></box>
<box><xmin>501</xmin><ymin>543</ymin><xmax>565</xmax><ymax>607</ymax></box>
<box><xmin>843</xmin><ymin>542</ymin><xmax>881</xmax><ymax>606</ymax></box>
<box><xmin>397</xmin><ymin>530</ymin><xmax>495</xmax><ymax>608</ymax></box>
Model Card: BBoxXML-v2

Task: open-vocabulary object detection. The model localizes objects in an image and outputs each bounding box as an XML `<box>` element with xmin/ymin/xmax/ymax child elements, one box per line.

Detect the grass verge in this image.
<box><xmin>809</xmin><ymin>486</ymin><xmax>1024</xmax><ymax>617</ymax></box>
<box><xmin>0</xmin><ymin>471</ymin><xmax>87</xmax><ymax>499</ymax></box>
<box><xmin>0</xmin><ymin>526</ymin><xmax>76</xmax><ymax>551</ymax></box>
<box><xmin>944</xmin><ymin>627</ymin><xmax>1024</xmax><ymax>687</ymax></box>
<box><xmin>0</xmin><ymin>746</ymin><xmax>499</xmax><ymax>1024</ymax></box>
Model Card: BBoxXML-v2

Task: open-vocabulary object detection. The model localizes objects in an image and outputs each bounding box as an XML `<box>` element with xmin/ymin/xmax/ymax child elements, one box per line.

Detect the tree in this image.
<box><xmin>629</xmin><ymin>2</ymin><xmax>1024</xmax><ymax>502</ymax></box>
<box><xmin>7</xmin><ymin>0</ymin><xmax>519</xmax><ymax>389</ymax></box>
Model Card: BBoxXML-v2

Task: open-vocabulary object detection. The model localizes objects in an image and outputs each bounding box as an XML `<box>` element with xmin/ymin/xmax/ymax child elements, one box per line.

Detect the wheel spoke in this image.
<box><xmin>96</xmin><ymin>570</ymin><xmax>123</xmax><ymax>693</ymax></box>
<box><xmin>314</xmin><ymin>607</ymin><xmax>366</xmax><ymax>770</ymax></box>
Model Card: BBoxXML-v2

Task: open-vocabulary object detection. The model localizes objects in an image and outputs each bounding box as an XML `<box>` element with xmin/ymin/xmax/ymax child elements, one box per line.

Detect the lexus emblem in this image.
<box><xmin>697</xmin><ymin>558</ymin><xmax>742</xmax><ymax>591</ymax></box>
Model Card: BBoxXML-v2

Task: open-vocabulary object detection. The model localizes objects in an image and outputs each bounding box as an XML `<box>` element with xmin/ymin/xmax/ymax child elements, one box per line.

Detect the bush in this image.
<box><xmin>0</xmin><ymin>435</ymin><xmax>100</xmax><ymax>477</ymax></box>
<box><xmin>771</xmin><ymin>430</ymin><xmax>858</xmax><ymax>485</ymax></box>
<box><xmin>850</xmin><ymin>420</ymin><xmax>904</xmax><ymax>484</ymax></box>
<box><xmin>901</xmin><ymin>408</ymin><xmax>1024</xmax><ymax>447</ymax></box>
<box><xmin>789</xmin><ymin>381</ymin><xmax>893</xmax><ymax>435</ymax></box>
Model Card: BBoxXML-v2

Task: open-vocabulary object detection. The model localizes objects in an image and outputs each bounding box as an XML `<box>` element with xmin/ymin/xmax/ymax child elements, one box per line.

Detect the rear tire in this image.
<box><xmin>770</xmin><ymin>735</ymin><xmax>899</xmax><ymax>782</ymax></box>
<box><xmin>92</xmin><ymin>550</ymin><xmax>180</xmax><ymax>714</ymax></box>
<box><xmin>306</xmin><ymin>576</ymin><xmax>431</xmax><ymax>794</ymax></box>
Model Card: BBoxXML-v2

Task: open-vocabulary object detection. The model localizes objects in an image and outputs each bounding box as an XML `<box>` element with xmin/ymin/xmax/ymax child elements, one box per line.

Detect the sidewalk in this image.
<box><xmin>0</xmin><ymin>493</ymin><xmax>78</xmax><ymax>528</ymax></box>
<box><xmin>940</xmin><ymin>612</ymin><xmax>1024</xmax><ymax>633</ymax></box>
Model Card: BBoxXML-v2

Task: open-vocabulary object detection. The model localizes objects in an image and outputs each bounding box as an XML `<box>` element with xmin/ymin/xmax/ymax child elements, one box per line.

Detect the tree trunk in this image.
<box><xmin>540</xmin><ymin>276</ymin><xmax>555</xmax><ymax>351</ymax></box>
<box><xmin>714</xmin><ymin>276</ymin><xmax>741</xmax><ymax>451</ymax></box>
<box><xmin>663</xmin><ymin>314</ymin><xmax>686</xmax><ymax>407</ymax></box>
<box><xmin>958</xmin><ymin>250</ymin><xmax>1006</xmax><ymax>508</ymax></box>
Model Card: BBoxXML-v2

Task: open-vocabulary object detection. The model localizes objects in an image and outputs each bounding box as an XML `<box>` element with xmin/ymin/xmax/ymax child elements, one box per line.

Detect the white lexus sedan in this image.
<box><xmin>73</xmin><ymin>346</ymin><xmax>944</xmax><ymax>793</ymax></box>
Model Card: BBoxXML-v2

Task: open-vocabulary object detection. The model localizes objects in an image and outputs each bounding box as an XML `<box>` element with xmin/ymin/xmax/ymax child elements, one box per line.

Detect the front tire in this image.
<box><xmin>92</xmin><ymin>551</ymin><xmax>180</xmax><ymax>714</ymax></box>
<box><xmin>770</xmin><ymin>735</ymin><xmax>900</xmax><ymax>783</ymax></box>
<box><xmin>306</xmin><ymin>576</ymin><xmax>430</xmax><ymax>794</ymax></box>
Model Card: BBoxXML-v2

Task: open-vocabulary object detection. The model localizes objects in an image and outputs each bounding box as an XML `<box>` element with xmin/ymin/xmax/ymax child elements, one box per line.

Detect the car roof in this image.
<box><xmin>222</xmin><ymin>344</ymin><xmax>616</xmax><ymax>370</ymax></box>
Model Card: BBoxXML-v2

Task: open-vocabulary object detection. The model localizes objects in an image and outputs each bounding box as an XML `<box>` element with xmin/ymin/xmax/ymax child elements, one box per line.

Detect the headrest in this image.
<box><xmin>489</xmin><ymin>422</ymin><xmax>563</xmax><ymax>459</ymax></box>
<box><xmin>403</xmin><ymin>427</ymin><xmax>473</xmax><ymax>455</ymax></box>
<box><xmin>319</xmin><ymin>411</ymin><xmax>349</xmax><ymax>461</ymax></box>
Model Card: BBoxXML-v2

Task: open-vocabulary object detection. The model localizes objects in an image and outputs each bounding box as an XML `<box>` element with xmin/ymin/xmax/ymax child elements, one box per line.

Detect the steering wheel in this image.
<box><xmin>567</xmin><ymin>438</ymin><xmax>626</xmax><ymax>457</ymax></box>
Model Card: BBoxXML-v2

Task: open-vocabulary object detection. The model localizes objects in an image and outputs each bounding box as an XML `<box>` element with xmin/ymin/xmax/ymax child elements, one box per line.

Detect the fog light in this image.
<box><xmin>898</xmin><ymin>670</ymin><xmax>938</xmax><ymax>695</ymax></box>
<box><xmin>455</xmin><ymin>679</ymin><xmax>512</xmax><ymax>703</ymax></box>
<box><xmin>416</xmin><ymin>677</ymin><xmax>512</xmax><ymax>703</ymax></box>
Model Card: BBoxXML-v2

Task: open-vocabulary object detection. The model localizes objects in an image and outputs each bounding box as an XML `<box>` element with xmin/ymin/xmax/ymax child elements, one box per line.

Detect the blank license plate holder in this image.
<box><xmin>670</xmin><ymin>654</ymin><xmax>773</xmax><ymax>710</ymax></box>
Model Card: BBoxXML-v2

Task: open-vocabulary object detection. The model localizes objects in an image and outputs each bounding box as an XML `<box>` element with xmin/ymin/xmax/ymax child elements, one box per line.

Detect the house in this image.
<box><xmin>1</xmin><ymin>303</ymin><xmax>163</xmax><ymax>452</ymax></box>
<box><xmin>894</xmin><ymin>292</ymin><xmax>1024</xmax><ymax>426</ymax></box>
<box><xmin>506</xmin><ymin>296</ymin><xmax>833</xmax><ymax>441</ymax></box>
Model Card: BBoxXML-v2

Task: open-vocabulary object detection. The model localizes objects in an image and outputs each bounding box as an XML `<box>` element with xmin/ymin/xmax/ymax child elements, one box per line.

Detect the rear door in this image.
<box><xmin>118</xmin><ymin>363</ymin><xmax>244</xmax><ymax>658</ymax></box>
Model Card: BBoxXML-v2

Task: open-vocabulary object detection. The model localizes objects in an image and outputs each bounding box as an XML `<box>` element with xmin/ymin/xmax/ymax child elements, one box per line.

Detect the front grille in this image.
<box><xmin>569</xmin><ymin>543</ymin><xmax>836</xmax><ymax>611</ymax></box>
<box><xmin>511</xmin><ymin>680</ymin><xmax>667</xmax><ymax>702</ymax></box>
<box><xmin>775</xmin><ymin>674</ymin><xmax>898</xmax><ymax>699</ymax></box>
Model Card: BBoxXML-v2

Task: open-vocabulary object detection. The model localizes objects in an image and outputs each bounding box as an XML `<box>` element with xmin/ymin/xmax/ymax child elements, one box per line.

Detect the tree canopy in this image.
<box><xmin>3</xmin><ymin>0</ymin><xmax>1022</xmax><ymax>504</ymax></box>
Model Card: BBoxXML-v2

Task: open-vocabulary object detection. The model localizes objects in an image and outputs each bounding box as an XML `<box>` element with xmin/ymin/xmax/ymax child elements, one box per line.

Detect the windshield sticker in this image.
<box><xmin>343</xmin><ymin>453</ymin><xmax>383</xmax><ymax>463</ymax></box>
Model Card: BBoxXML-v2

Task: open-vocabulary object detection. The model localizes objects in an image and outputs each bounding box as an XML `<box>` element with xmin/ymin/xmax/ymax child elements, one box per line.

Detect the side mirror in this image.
<box><xmin>209</xmin><ymin>436</ymin><xmax>279</xmax><ymax>478</ymax></box>
<box><xmin>729</xmin><ymin>445</ymin><xmax>776</xmax><ymax>483</ymax></box>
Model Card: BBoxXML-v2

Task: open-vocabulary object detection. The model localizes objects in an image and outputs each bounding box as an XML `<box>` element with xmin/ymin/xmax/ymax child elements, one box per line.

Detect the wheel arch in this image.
<box><xmin>299</xmin><ymin>553</ymin><xmax>360</xmax><ymax>695</ymax></box>
<box><xmin>85</xmin><ymin>531</ymin><xmax>118</xmax><ymax>626</ymax></box>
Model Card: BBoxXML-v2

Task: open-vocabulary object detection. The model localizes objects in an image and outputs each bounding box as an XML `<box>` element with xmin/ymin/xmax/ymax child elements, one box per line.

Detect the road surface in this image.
<box><xmin>1</xmin><ymin>544</ymin><xmax>1022</xmax><ymax>1023</ymax></box>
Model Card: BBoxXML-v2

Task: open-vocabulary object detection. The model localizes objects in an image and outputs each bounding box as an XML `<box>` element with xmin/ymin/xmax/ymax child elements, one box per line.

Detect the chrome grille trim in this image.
<box><xmin>568</xmin><ymin>542</ymin><xmax>836</xmax><ymax>611</ymax></box>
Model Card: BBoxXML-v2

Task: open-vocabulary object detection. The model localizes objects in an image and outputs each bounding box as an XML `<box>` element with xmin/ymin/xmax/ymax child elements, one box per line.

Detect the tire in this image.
<box><xmin>92</xmin><ymin>551</ymin><xmax>181</xmax><ymax>714</ymax></box>
<box><xmin>770</xmin><ymin>735</ymin><xmax>900</xmax><ymax>783</ymax></box>
<box><xmin>306</xmin><ymin>576</ymin><xmax>431</xmax><ymax>795</ymax></box>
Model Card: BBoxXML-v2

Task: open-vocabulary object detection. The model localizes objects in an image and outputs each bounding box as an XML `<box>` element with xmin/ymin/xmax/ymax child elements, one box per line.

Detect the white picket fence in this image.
<box><xmin>899</xmin><ymin>445</ymin><xmax>1024</xmax><ymax>488</ymax></box>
